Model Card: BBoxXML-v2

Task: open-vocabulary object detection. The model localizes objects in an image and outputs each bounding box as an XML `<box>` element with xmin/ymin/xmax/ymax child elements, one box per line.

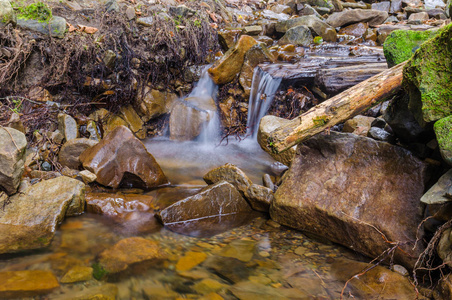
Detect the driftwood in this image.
<box><xmin>258</xmin><ymin>61</ymin><xmax>406</xmax><ymax>154</ymax></box>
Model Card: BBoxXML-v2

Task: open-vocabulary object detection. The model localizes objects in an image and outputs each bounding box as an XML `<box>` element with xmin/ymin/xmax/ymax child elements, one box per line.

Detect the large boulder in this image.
<box><xmin>0</xmin><ymin>176</ymin><xmax>85</xmax><ymax>254</ymax></box>
<box><xmin>119</xmin><ymin>105</ymin><xmax>146</xmax><ymax>139</ymax></box>
<box><xmin>326</xmin><ymin>9</ymin><xmax>389</xmax><ymax>28</ymax></box>
<box><xmin>271</xmin><ymin>132</ymin><xmax>428</xmax><ymax>268</ymax></box>
<box><xmin>0</xmin><ymin>270</ymin><xmax>59</xmax><ymax>299</ymax></box>
<box><xmin>156</xmin><ymin>181</ymin><xmax>255</xmax><ymax>237</ymax></box>
<box><xmin>0</xmin><ymin>0</ymin><xmax>16</xmax><ymax>28</ymax></box>
<box><xmin>58</xmin><ymin>138</ymin><xmax>98</xmax><ymax>169</ymax></box>
<box><xmin>136</xmin><ymin>87</ymin><xmax>177</xmax><ymax>122</ymax></box>
<box><xmin>383</xmin><ymin>29</ymin><xmax>438</xmax><ymax>68</ymax></box>
<box><xmin>80</xmin><ymin>126</ymin><xmax>168</xmax><ymax>189</ymax></box>
<box><xmin>278</xmin><ymin>25</ymin><xmax>313</xmax><ymax>46</ymax></box>
<box><xmin>0</xmin><ymin>127</ymin><xmax>27</xmax><ymax>195</ymax></box>
<box><xmin>403</xmin><ymin>23</ymin><xmax>452</xmax><ymax>125</ymax></box>
<box><xmin>208</xmin><ymin>35</ymin><xmax>257</xmax><ymax>85</ymax></box>
<box><xmin>275</xmin><ymin>15</ymin><xmax>337</xmax><ymax>42</ymax></box>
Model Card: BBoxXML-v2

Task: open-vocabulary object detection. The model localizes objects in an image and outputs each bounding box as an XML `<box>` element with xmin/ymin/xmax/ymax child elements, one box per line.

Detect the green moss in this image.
<box><xmin>383</xmin><ymin>29</ymin><xmax>438</xmax><ymax>68</ymax></box>
<box><xmin>92</xmin><ymin>263</ymin><xmax>108</xmax><ymax>280</ymax></box>
<box><xmin>434</xmin><ymin>116</ymin><xmax>452</xmax><ymax>164</ymax></box>
<box><xmin>15</xmin><ymin>2</ymin><xmax>52</xmax><ymax>22</ymax></box>
<box><xmin>312</xmin><ymin>115</ymin><xmax>329</xmax><ymax>127</ymax></box>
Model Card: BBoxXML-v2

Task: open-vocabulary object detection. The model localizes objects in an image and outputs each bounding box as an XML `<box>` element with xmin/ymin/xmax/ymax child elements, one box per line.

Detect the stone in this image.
<box><xmin>0</xmin><ymin>270</ymin><xmax>59</xmax><ymax>298</ymax></box>
<box><xmin>434</xmin><ymin>116</ymin><xmax>452</xmax><ymax>165</ymax></box>
<box><xmin>403</xmin><ymin>24</ymin><xmax>452</xmax><ymax>124</ymax></box>
<box><xmin>58</xmin><ymin>113</ymin><xmax>78</xmax><ymax>141</ymax></box>
<box><xmin>257</xmin><ymin>115</ymin><xmax>296</xmax><ymax>166</ymax></box>
<box><xmin>60</xmin><ymin>266</ymin><xmax>93</xmax><ymax>283</ymax></box>
<box><xmin>0</xmin><ymin>0</ymin><xmax>16</xmax><ymax>28</ymax></box>
<box><xmin>331</xmin><ymin>258</ymin><xmax>418</xmax><ymax>299</ymax></box>
<box><xmin>239</xmin><ymin>44</ymin><xmax>275</xmax><ymax>98</ymax></box>
<box><xmin>17</xmin><ymin>16</ymin><xmax>66</xmax><ymax>38</ymax></box>
<box><xmin>438</xmin><ymin>228</ymin><xmax>452</xmax><ymax>268</ymax></box>
<box><xmin>119</xmin><ymin>105</ymin><xmax>146</xmax><ymax>139</ymax></box>
<box><xmin>58</xmin><ymin>138</ymin><xmax>98</xmax><ymax>169</ymax></box>
<box><xmin>79</xmin><ymin>169</ymin><xmax>97</xmax><ymax>184</ymax></box>
<box><xmin>125</xmin><ymin>6</ymin><xmax>135</xmax><ymax>20</ymax></box>
<box><xmin>0</xmin><ymin>127</ymin><xmax>26</xmax><ymax>195</ymax></box>
<box><xmin>97</xmin><ymin>237</ymin><xmax>165</xmax><ymax>276</ymax></box>
<box><xmin>435</xmin><ymin>273</ymin><xmax>452</xmax><ymax>299</ymax></box>
<box><xmin>194</xmin><ymin>278</ymin><xmax>225</xmax><ymax>294</ymax></box>
<box><xmin>278</xmin><ymin>25</ymin><xmax>313</xmax><ymax>46</ymax></box>
<box><xmin>204</xmin><ymin>163</ymin><xmax>253</xmax><ymax>193</ymax></box>
<box><xmin>53</xmin><ymin>284</ymin><xmax>118</xmax><ymax>300</ymax></box>
<box><xmin>169</xmin><ymin>5</ymin><xmax>196</xmax><ymax>17</ymax></box>
<box><xmin>425</xmin><ymin>0</ymin><xmax>446</xmax><ymax>10</ymax></box>
<box><xmin>326</xmin><ymin>9</ymin><xmax>389</xmax><ymax>28</ymax></box>
<box><xmin>261</xmin><ymin>9</ymin><xmax>290</xmax><ymax>21</ymax></box>
<box><xmin>208</xmin><ymin>35</ymin><xmax>258</xmax><ymax>85</ymax></box>
<box><xmin>49</xmin><ymin>16</ymin><xmax>67</xmax><ymax>38</ymax></box>
<box><xmin>103</xmin><ymin>49</ymin><xmax>116</xmax><ymax>69</ymax></box>
<box><xmin>203</xmin><ymin>256</ymin><xmax>251</xmax><ymax>283</ymax></box>
<box><xmin>383</xmin><ymin>28</ymin><xmax>438</xmax><ymax>68</ymax></box>
<box><xmin>218</xmin><ymin>239</ymin><xmax>256</xmax><ymax>262</ymax></box>
<box><xmin>263</xmin><ymin>174</ymin><xmax>275</xmax><ymax>191</ymax></box>
<box><xmin>0</xmin><ymin>176</ymin><xmax>85</xmax><ymax>254</ymax></box>
<box><xmin>408</xmin><ymin>11</ymin><xmax>429</xmax><ymax>21</ymax></box>
<box><xmin>244</xmin><ymin>184</ymin><xmax>274</xmax><ymax>212</ymax></box>
<box><xmin>367</xmin><ymin>127</ymin><xmax>395</xmax><ymax>143</ymax></box>
<box><xmin>80</xmin><ymin>126</ymin><xmax>168</xmax><ymax>189</ymax></box>
<box><xmin>7</xmin><ymin>113</ymin><xmax>25</xmax><ymax>133</ymax></box>
<box><xmin>390</xmin><ymin>0</ymin><xmax>403</xmax><ymax>13</ymax></box>
<box><xmin>176</xmin><ymin>251</ymin><xmax>208</xmax><ymax>272</ymax></box>
<box><xmin>269</xmin><ymin>4</ymin><xmax>293</xmax><ymax>14</ymax></box>
<box><xmin>137</xmin><ymin>87</ymin><xmax>177</xmax><ymax>122</ymax></box>
<box><xmin>218</xmin><ymin>29</ymin><xmax>242</xmax><ymax>51</ymax></box>
<box><xmin>342</xmin><ymin>115</ymin><xmax>375</xmax><ymax>136</ymax></box>
<box><xmin>244</xmin><ymin>25</ymin><xmax>262</xmax><ymax>35</ymax></box>
<box><xmin>338</xmin><ymin>22</ymin><xmax>368</xmax><ymax>38</ymax></box>
<box><xmin>271</xmin><ymin>132</ymin><xmax>428</xmax><ymax>268</ymax></box>
<box><xmin>229</xmin><ymin>281</ymin><xmax>303</xmax><ymax>300</ymax></box>
<box><xmin>86</xmin><ymin>120</ymin><xmax>101</xmax><ymax>141</ymax></box>
<box><xmin>137</xmin><ymin>16</ymin><xmax>154</xmax><ymax>26</ymax></box>
<box><xmin>372</xmin><ymin>1</ymin><xmax>391</xmax><ymax>12</ymax></box>
<box><xmin>275</xmin><ymin>16</ymin><xmax>336</xmax><ymax>43</ymax></box>
<box><xmin>157</xmin><ymin>181</ymin><xmax>254</xmax><ymax>237</ymax></box>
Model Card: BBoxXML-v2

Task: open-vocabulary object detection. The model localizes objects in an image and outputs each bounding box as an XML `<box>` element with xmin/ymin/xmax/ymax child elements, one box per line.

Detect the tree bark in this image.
<box><xmin>259</xmin><ymin>61</ymin><xmax>406</xmax><ymax>154</ymax></box>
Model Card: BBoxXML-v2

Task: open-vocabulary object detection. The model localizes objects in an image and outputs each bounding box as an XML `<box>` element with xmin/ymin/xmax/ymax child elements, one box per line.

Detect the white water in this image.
<box><xmin>246</xmin><ymin>67</ymin><xmax>282</xmax><ymax>138</ymax></box>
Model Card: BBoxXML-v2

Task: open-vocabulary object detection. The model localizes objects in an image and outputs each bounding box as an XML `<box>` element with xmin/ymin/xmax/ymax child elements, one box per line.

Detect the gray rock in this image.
<box><xmin>367</xmin><ymin>127</ymin><xmax>395</xmax><ymax>143</ymax></box>
<box><xmin>278</xmin><ymin>25</ymin><xmax>313</xmax><ymax>46</ymax></box>
<box><xmin>372</xmin><ymin>1</ymin><xmax>391</xmax><ymax>12</ymax></box>
<box><xmin>59</xmin><ymin>138</ymin><xmax>98</xmax><ymax>169</ymax></box>
<box><xmin>137</xmin><ymin>16</ymin><xmax>154</xmax><ymax>27</ymax></box>
<box><xmin>261</xmin><ymin>10</ymin><xmax>290</xmax><ymax>21</ymax></box>
<box><xmin>245</xmin><ymin>184</ymin><xmax>274</xmax><ymax>212</ymax></box>
<box><xmin>326</xmin><ymin>9</ymin><xmax>389</xmax><ymax>27</ymax></box>
<box><xmin>105</xmin><ymin>0</ymin><xmax>119</xmax><ymax>12</ymax></box>
<box><xmin>169</xmin><ymin>5</ymin><xmax>196</xmax><ymax>17</ymax></box>
<box><xmin>86</xmin><ymin>121</ymin><xmax>101</xmax><ymax>141</ymax></box>
<box><xmin>58</xmin><ymin>113</ymin><xmax>78</xmax><ymax>141</ymax></box>
<box><xmin>17</xmin><ymin>16</ymin><xmax>66</xmax><ymax>38</ymax></box>
<box><xmin>390</xmin><ymin>0</ymin><xmax>403</xmax><ymax>13</ymax></box>
<box><xmin>204</xmin><ymin>163</ymin><xmax>252</xmax><ymax>193</ymax></box>
<box><xmin>0</xmin><ymin>176</ymin><xmax>85</xmax><ymax>254</ymax></box>
<box><xmin>0</xmin><ymin>0</ymin><xmax>16</xmax><ymax>28</ymax></box>
<box><xmin>408</xmin><ymin>12</ymin><xmax>429</xmax><ymax>21</ymax></box>
<box><xmin>78</xmin><ymin>170</ymin><xmax>97</xmax><ymax>184</ymax></box>
<box><xmin>0</xmin><ymin>127</ymin><xmax>26</xmax><ymax>195</ymax></box>
<box><xmin>424</xmin><ymin>0</ymin><xmax>446</xmax><ymax>10</ymax></box>
<box><xmin>125</xmin><ymin>6</ymin><xmax>135</xmax><ymax>20</ymax></box>
<box><xmin>276</xmin><ymin>15</ymin><xmax>336</xmax><ymax>42</ymax></box>
<box><xmin>421</xmin><ymin>169</ymin><xmax>452</xmax><ymax>205</ymax></box>
<box><xmin>49</xmin><ymin>16</ymin><xmax>66</xmax><ymax>38</ymax></box>
<box><xmin>262</xmin><ymin>174</ymin><xmax>275</xmax><ymax>191</ymax></box>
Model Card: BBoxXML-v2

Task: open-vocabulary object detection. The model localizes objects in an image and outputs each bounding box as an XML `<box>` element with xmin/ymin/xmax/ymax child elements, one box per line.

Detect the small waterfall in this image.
<box><xmin>246</xmin><ymin>67</ymin><xmax>282</xmax><ymax>137</ymax></box>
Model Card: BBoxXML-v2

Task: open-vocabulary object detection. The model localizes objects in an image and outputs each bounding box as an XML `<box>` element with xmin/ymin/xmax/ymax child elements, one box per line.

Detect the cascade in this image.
<box><xmin>246</xmin><ymin>67</ymin><xmax>282</xmax><ymax>138</ymax></box>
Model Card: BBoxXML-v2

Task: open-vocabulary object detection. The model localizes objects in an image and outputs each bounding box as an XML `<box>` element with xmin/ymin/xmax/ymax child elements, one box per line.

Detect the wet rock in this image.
<box><xmin>176</xmin><ymin>251</ymin><xmax>208</xmax><ymax>272</ymax></box>
<box><xmin>367</xmin><ymin>127</ymin><xmax>395</xmax><ymax>143</ymax></box>
<box><xmin>169</xmin><ymin>5</ymin><xmax>196</xmax><ymax>17</ymax></box>
<box><xmin>157</xmin><ymin>181</ymin><xmax>254</xmax><ymax>237</ymax></box>
<box><xmin>278</xmin><ymin>25</ymin><xmax>313</xmax><ymax>46</ymax></box>
<box><xmin>229</xmin><ymin>281</ymin><xmax>305</xmax><ymax>300</ymax></box>
<box><xmin>276</xmin><ymin>15</ymin><xmax>337</xmax><ymax>42</ymax></box>
<box><xmin>0</xmin><ymin>176</ymin><xmax>85</xmax><ymax>254</ymax></box>
<box><xmin>60</xmin><ymin>266</ymin><xmax>93</xmax><ymax>283</ymax></box>
<box><xmin>331</xmin><ymin>258</ymin><xmax>418</xmax><ymax>299</ymax></box>
<box><xmin>0</xmin><ymin>0</ymin><xmax>16</xmax><ymax>28</ymax></box>
<box><xmin>97</xmin><ymin>237</ymin><xmax>165</xmax><ymax>276</ymax></box>
<box><xmin>403</xmin><ymin>24</ymin><xmax>452</xmax><ymax>124</ymax></box>
<box><xmin>261</xmin><ymin>9</ymin><xmax>290</xmax><ymax>21</ymax></box>
<box><xmin>58</xmin><ymin>113</ymin><xmax>78</xmax><ymax>142</ymax></box>
<box><xmin>244</xmin><ymin>184</ymin><xmax>274</xmax><ymax>212</ymax></box>
<box><xmin>169</xmin><ymin>98</ymin><xmax>215</xmax><ymax>141</ymax></box>
<box><xmin>421</xmin><ymin>169</ymin><xmax>452</xmax><ymax>205</ymax></box>
<box><xmin>204</xmin><ymin>256</ymin><xmax>251</xmax><ymax>283</ymax></box>
<box><xmin>49</xmin><ymin>16</ymin><xmax>67</xmax><ymax>38</ymax></box>
<box><xmin>338</xmin><ymin>22</ymin><xmax>368</xmax><ymax>38</ymax></box>
<box><xmin>435</xmin><ymin>273</ymin><xmax>452</xmax><ymax>299</ymax></box>
<box><xmin>326</xmin><ymin>9</ymin><xmax>389</xmax><ymax>27</ymax></box>
<box><xmin>17</xmin><ymin>16</ymin><xmax>67</xmax><ymax>38</ymax></box>
<box><xmin>244</xmin><ymin>25</ymin><xmax>262</xmax><ymax>35</ymax></box>
<box><xmin>0</xmin><ymin>127</ymin><xmax>26</xmax><ymax>195</ymax></box>
<box><xmin>239</xmin><ymin>44</ymin><xmax>275</xmax><ymax>98</ymax></box>
<box><xmin>271</xmin><ymin>132</ymin><xmax>428</xmax><ymax>268</ymax></box>
<box><xmin>343</xmin><ymin>115</ymin><xmax>375</xmax><ymax>136</ymax></box>
<box><xmin>79</xmin><ymin>169</ymin><xmax>97</xmax><ymax>184</ymax></box>
<box><xmin>218</xmin><ymin>29</ymin><xmax>242</xmax><ymax>51</ymax></box>
<box><xmin>119</xmin><ymin>105</ymin><xmax>145</xmax><ymax>139</ymax></box>
<box><xmin>372</xmin><ymin>1</ymin><xmax>391</xmax><ymax>12</ymax></box>
<box><xmin>194</xmin><ymin>278</ymin><xmax>226</xmax><ymax>294</ymax></box>
<box><xmin>383</xmin><ymin>28</ymin><xmax>439</xmax><ymax>67</ymax></box>
<box><xmin>434</xmin><ymin>116</ymin><xmax>452</xmax><ymax>165</ymax></box>
<box><xmin>263</xmin><ymin>174</ymin><xmax>275</xmax><ymax>191</ymax></box>
<box><xmin>7</xmin><ymin>113</ymin><xmax>25</xmax><ymax>133</ymax></box>
<box><xmin>208</xmin><ymin>35</ymin><xmax>258</xmax><ymax>85</ymax></box>
<box><xmin>54</xmin><ymin>284</ymin><xmax>118</xmax><ymax>300</ymax></box>
<box><xmin>80</xmin><ymin>126</ymin><xmax>168</xmax><ymax>189</ymax></box>
<box><xmin>58</xmin><ymin>138</ymin><xmax>98</xmax><ymax>169</ymax></box>
<box><xmin>218</xmin><ymin>239</ymin><xmax>256</xmax><ymax>262</ymax></box>
<box><xmin>137</xmin><ymin>87</ymin><xmax>177</xmax><ymax>122</ymax></box>
<box><xmin>204</xmin><ymin>163</ymin><xmax>252</xmax><ymax>193</ymax></box>
<box><xmin>86</xmin><ymin>120</ymin><xmax>101</xmax><ymax>141</ymax></box>
<box><xmin>125</xmin><ymin>6</ymin><xmax>135</xmax><ymax>20</ymax></box>
<box><xmin>258</xmin><ymin>115</ymin><xmax>296</xmax><ymax>166</ymax></box>
<box><xmin>447</xmin><ymin>0</ymin><xmax>452</xmax><ymax>17</ymax></box>
<box><xmin>0</xmin><ymin>270</ymin><xmax>59</xmax><ymax>299</ymax></box>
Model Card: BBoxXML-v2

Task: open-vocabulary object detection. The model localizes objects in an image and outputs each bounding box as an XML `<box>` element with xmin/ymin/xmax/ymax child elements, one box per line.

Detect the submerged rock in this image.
<box><xmin>0</xmin><ymin>127</ymin><xmax>26</xmax><ymax>195</ymax></box>
<box><xmin>0</xmin><ymin>176</ymin><xmax>85</xmax><ymax>254</ymax></box>
<box><xmin>80</xmin><ymin>126</ymin><xmax>168</xmax><ymax>189</ymax></box>
<box><xmin>208</xmin><ymin>35</ymin><xmax>257</xmax><ymax>85</ymax></box>
<box><xmin>271</xmin><ymin>132</ymin><xmax>428</xmax><ymax>268</ymax></box>
<box><xmin>403</xmin><ymin>23</ymin><xmax>452</xmax><ymax>124</ymax></box>
<box><xmin>157</xmin><ymin>181</ymin><xmax>255</xmax><ymax>237</ymax></box>
<box><xmin>326</xmin><ymin>9</ymin><xmax>389</xmax><ymax>27</ymax></box>
<box><xmin>53</xmin><ymin>284</ymin><xmax>118</xmax><ymax>300</ymax></box>
<box><xmin>0</xmin><ymin>270</ymin><xmax>59</xmax><ymax>299</ymax></box>
<box><xmin>97</xmin><ymin>237</ymin><xmax>164</xmax><ymax>276</ymax></box>
<box><xmin>60</xmin><ymin>266</ymin><xmax>93</xmax><ymax>283</ymax></box>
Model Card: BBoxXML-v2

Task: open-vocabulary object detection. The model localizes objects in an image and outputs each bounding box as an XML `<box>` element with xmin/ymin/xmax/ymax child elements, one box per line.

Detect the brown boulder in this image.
<box><xmin>80</xmin><ymin>126</ymin><xmax>168</xmax><ymax>189</ymax></box>
<box><xmin>58</xmin><ymin>138</ymin><xmax>98</xmax><ymax>169</ymax></box>
<box><xmin>208</xmin><ymin>35</ymin><xmax>258</xmax><ymax>85</ymax></box>
<box><xmin>271</xmin><ymin>132</ymin><xmax>428</xmax><ymax>268</ymax></box>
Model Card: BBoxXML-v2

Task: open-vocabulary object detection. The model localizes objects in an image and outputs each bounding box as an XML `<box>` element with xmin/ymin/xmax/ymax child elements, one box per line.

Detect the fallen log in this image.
<box><xmin>258</xmin><ymin>61</ymin><xmax>406</xmax><ymax>154</ymax></box>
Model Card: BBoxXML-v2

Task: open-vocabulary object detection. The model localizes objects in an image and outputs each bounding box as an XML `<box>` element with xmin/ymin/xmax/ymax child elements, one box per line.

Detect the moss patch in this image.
<box><xmin>402</xmin><ymin>23</ymin><xmax>452</xmax><ymax>124</ymax></box>
<box><xmin>15</xmin><ymin>2</ymin><xmax>52</xmax><ymax>23</ymax></box>
<box><xmin>383</xmin><ymin>29</ymin><xmax>438</xmax><ymax>68</ymax></box>
<box><xmin>434</xmin><ymin>115</ymin><xmax>452</xmax><ymax>165</ymax></box>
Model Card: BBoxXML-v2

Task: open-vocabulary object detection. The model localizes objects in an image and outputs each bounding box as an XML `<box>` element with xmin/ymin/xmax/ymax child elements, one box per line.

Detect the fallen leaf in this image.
<box><xmin>67</xmin><ymin>22</ymin><xmax>77</xmax><ymax>32</ymax></box>
<box><xmin>77</xmin><ymin>25</ymin><xmax>99</xmax><ymax>34</ymax></box>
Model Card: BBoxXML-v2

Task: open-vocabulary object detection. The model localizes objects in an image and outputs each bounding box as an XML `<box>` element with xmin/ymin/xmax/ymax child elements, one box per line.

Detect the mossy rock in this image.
<box><xmin>383</xmin><ymin>29</ymin><xmax>438</xmax><ymax>68</ymax></box>
<box><xmin>403</xmin><ymin>23</ymin><xmax>452</xmax><ymax>125</ymax></box>
<box><xmin>0</xmin><ymin>0</ymin><xmax>16</xmax><ymax>28</ymax></box>
<box><xmin>434</xmin><ymin>115</ymin><xmax>452</xmax><ymax>166</ymax></box>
